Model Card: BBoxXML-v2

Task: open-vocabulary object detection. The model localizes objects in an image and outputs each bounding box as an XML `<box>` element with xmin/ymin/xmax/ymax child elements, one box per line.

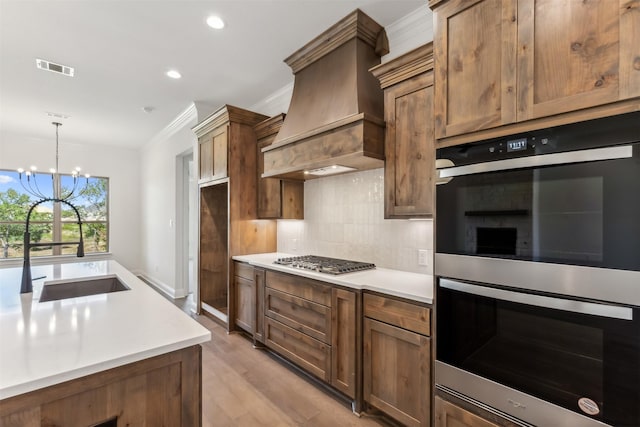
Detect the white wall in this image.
<box><xmin>138</xmin><ymin>105</ymin><xmax>199</xmax><ymax>298</ymax></box>
<box><xmin>0</xmin><ymin>131</ymin><xmax>141</xmax><ymax>271</ymax></box>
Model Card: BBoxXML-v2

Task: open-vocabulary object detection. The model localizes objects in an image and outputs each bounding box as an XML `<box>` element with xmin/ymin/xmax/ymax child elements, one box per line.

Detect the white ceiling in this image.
<box><xmin>0</xmin><ymin>0</ymin><xmax>424</xmax><ymax>149</ymax></box>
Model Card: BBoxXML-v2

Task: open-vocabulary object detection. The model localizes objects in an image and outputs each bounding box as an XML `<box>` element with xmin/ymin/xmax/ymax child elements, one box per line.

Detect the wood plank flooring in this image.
<box><xmin>196</xmin><ymin>315</ymin><xmax>394</xmax><ymax>427</ymax></box>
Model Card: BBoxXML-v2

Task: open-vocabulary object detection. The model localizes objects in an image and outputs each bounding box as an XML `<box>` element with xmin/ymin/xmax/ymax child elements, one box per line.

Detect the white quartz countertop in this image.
<box><xmin>233</xmin><ymin>253</ymin><xmax>433</xmax><ymax>304</ymax></box>
<box><xmin>0</xmin><ymin>260</ymin><xmax>211</xmax><ymax>400</ymax></box>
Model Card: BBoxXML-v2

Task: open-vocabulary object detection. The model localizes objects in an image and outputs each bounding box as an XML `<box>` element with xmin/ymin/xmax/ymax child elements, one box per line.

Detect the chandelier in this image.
<box><xmin>17</xmin><ymin>121</ymin><xmax>91</xmax><ymax>201</ymax></box>
<box><xmin>19</xmin><ymin>121</ymin><xmax>88</xmax><ymax>294</ymax></box>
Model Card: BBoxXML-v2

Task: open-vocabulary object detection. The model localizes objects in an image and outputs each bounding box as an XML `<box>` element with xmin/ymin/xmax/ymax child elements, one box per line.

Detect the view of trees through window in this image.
<box><xmin>0</xmin><ymin>170</ymin><xmax>109</xmax><ymax>259</ymax></box>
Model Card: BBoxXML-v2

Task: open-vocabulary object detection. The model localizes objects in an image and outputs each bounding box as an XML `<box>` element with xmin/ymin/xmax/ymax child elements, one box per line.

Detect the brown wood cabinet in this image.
<box><xmin>234</xmin><ymin>261</ymin><xmax>255</xmax><ymax>334</ymax></box>
<box><xmin>434</xmin><ymin>392</ymin><xmax>523</xmax><ymax>427</ymax></box>
<box><xmin>198</xmin><ymin>125</ymin><xmax>228</xmax><ymax>183</ymax></box>
<box><xmin>363</xmin><ymin>293</ymin><xmax>431</xmax><ymax>427</ymax></box>
<box><xmin>371</xmin><ymin>43</ymin><xmax>435</xmax><ymax>218</ymax></box>
<box><xmin>430</xmin><ymin>0</ymin><xmax>640</xmax><ymax>146</ymax></box>
<box><xmin>254</xmin><ymin>114</ymin><xmax>304</xmax><ymax>219</ymax></box>
<box><xmin>194</xmin><ymin>105</ymin><xmax>276</xmax><ymax>328</ymax></box>
<box><xmin>435</xmin><ymin>396</ymin><xmax>500</xmax><ymax>427</ymax></box>
<box><xmin>0</xmin><ymin>346</ymin><xmax>201</xmax><ymax>427</ymax></box>
<box><xmin>263</xmin><ymin>270</ymin><xmax>358</xmax><ymax>400</ymax></box>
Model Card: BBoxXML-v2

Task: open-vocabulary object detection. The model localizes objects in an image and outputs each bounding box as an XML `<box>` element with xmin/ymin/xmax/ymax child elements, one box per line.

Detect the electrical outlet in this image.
<box><xmin>418</xmin><ymin>249</ymin><xmax>429</xmax><ymax>266</ymax></box>
<box><xmin>291</xmin><ymin>238</ymin><xmax>297</xmax><ymax>251</ymax></box>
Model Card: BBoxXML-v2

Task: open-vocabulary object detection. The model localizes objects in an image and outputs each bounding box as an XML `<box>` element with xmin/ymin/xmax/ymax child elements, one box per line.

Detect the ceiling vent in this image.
<box><xmin>36</xmin><ymin>58</ymin><xmax>75</xmax><ymax>77</ymax></box>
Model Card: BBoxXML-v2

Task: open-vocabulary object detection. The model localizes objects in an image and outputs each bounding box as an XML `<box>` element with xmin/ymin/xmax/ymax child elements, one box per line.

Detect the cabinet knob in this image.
<box><xmin>416</xmin><ymin>153</ymin><xmax>422</xmax><ymax>160</ymax></box>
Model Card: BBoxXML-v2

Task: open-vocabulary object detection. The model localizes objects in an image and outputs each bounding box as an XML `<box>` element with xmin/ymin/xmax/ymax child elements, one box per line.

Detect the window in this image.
<box><xmin>0</xmin><ymin>170</ymin><xmax>109</xmax><ymax>259</ymax></box>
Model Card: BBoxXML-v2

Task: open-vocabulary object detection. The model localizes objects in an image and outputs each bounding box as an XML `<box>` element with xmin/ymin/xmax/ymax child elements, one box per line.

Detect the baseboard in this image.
<box><xmin>136</xmin><ymin>273</ymin><xmax>188</xmax><ymax>299</ymax></box>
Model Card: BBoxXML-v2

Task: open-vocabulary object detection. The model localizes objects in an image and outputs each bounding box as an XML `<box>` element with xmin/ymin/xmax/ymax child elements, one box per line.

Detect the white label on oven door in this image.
<box><xmin>578</xmin><ymin>397</ymin><xmax>600</xmax><ymax>416</ymax></box>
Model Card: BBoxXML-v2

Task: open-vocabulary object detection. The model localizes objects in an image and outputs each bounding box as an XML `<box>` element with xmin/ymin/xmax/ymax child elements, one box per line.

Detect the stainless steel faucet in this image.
<box><xmin>20</xmin><ymin>198</ymin><xmax>84</xmax><ymax>294</ymax></box>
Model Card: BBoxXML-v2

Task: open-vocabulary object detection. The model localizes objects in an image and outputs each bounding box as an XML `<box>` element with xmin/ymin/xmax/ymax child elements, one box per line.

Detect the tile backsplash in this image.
<box><xmin>277</xmin><ymin>169</ymin><xmax>433</xmax><ymax>274</ymax></box>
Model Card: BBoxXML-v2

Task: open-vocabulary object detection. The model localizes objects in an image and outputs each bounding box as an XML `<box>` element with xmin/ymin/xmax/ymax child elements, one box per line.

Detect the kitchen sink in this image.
<box><xmin>39</xmin><ymin>275</ymin><xmax>130</xmax><ymax>302</ymax></box>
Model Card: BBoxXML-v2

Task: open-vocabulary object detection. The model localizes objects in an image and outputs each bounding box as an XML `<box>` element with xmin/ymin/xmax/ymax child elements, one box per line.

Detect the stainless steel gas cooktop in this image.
<box><xmin>273</xmin><ymin>255</ymin><xmax>375</xmax><ymax>275</ymax></box>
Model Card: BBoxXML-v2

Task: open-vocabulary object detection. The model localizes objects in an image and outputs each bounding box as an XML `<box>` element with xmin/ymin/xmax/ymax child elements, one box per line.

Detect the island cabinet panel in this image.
<box><xmin>363</xmin><ymin>293</ymin><xmax>431</xmax><ymax>427</ymax></box>
<box><xmin>431</xmin><ymin>0</ymin><xmax>640</xmax><ymax>146</ymax></box>
<box><xmin>0</xmin><ymin>345</ymin><xmax>202</xmax><ymax>427</ymax></box>
<box><xmin>432</xmin><ymin>0</ymin><xmax>517</xmax><ymax>141</ymax></box>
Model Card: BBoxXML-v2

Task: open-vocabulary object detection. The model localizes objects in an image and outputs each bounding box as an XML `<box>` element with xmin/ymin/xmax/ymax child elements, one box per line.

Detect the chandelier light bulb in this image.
<box><xmin>16</xmin><ymin>122</ymin><xmax>91</xmax><ymax>202</ymax></box>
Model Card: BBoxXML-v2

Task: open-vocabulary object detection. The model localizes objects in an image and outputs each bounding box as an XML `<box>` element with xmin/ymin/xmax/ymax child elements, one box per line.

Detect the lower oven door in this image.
<box><xmin>436</xmin><ymin>278</ymin><xmax>640</xmax><ymax>427</ymax></box>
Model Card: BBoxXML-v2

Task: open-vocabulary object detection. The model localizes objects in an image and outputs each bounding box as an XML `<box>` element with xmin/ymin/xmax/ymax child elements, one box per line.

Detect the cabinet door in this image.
<box><xmin>257</xmin><ymin>139</ymin><xmax>283</xmax><ymax>218</ymax></box>
<box><xmin>235</xmin><ymin>275</ymin><xmax>255</xmax><ymax>333</ymax></box>
<box><xmin>331</xmin><ymin>288</ymin><xmax>357</xmax><ymax>398</ymax></box>
<box><xmin>435</xmin><ymin>396</ymin><xmax>500</xmax><ymax>427</ymax></box>
<box><xmin>199</xmin><ymin>126</ymin><xmax>228</xmax><ymax>182</ymax></box>
<box><xmin>433</xmin><ymin>0</ymin><xmax>517</xmax><ymax>140</ymax></box>
<box><xmin>363</xmin><ymin>318</ymin><xmax>431</xmax><ymax>427</ymax></box>
<box><xmin>384</xmin><ymin>74</ymin><xmax>435</xmax><ymax>218</ymax></box>
<box><xmin>517</xmin><ymin>0</ymin><xmax>640</xmax><ymax>121</ymax></box>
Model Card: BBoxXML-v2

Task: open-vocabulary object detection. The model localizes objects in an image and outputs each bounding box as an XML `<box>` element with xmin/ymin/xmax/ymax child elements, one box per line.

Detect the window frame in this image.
<box><xmin>0</xmin><ymin>169</ymin><xmax>110</xmax><ymax>259</ymax></box>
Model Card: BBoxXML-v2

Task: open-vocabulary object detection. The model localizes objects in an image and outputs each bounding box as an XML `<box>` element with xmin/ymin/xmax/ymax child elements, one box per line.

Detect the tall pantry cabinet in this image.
<box><xmin>194</xmin><ymin>105</ymin><xmax>276</xmax><ymax>328</ymax></box>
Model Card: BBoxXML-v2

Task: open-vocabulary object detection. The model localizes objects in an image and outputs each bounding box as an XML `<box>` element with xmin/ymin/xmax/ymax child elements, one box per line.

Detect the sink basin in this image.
<box><xmin>39</xmin><ymin>275</ymin><xmax>130</xmax><ymax>302</ymax></box>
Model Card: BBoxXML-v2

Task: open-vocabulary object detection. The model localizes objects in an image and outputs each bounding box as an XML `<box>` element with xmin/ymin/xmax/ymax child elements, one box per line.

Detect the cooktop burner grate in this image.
<box><xmin>273</xmin><ymin>255</ymin><xmax>376</xmax><ymax>275</ymax></box>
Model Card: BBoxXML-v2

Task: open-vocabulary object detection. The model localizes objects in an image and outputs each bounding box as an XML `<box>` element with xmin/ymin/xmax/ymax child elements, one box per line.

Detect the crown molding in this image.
<box><xmin>145</xmin><ymin>103</ymin><xmax>198</xmax><ymax>149</ymax></box>
<box><xmin>383</xmin><ymin>4</ymin><xmax>433</xmax><ymax>62</ymax></box>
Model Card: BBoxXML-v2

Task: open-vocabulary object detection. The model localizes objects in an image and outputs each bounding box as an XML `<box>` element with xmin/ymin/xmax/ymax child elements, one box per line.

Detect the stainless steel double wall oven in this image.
<box><xmin>435</xmin><ymin>112</ymin><xmax>640</xmax><ymax>427</ymax></box>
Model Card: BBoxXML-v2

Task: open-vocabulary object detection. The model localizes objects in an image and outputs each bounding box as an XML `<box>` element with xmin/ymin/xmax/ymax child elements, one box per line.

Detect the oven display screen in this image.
<box><xmin>507</xmin><ymin>138</ymin><xmax>527</xmax><ymax>152</ymax></box>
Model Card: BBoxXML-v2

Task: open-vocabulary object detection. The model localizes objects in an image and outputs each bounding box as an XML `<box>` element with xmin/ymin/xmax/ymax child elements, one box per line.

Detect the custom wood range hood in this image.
<box><xmin>262</xmin><ymin>9</ymin><xmax>389</xmax><ymax>180</ymax></box>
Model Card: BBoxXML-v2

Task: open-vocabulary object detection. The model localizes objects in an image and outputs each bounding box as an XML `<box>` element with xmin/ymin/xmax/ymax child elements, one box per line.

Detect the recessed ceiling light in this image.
<box><xmin>166</xmin><ymin>70</ymin><xmax>182</xmax><ymax>79</ymax></box>
<box><xmin>206</xmin><ymin>15</ymin><xmax>225</xmax><ymax>29</ymax></box>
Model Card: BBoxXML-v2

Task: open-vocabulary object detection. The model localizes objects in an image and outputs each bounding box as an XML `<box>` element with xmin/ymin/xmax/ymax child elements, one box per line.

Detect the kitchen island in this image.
<box><xmin>0</xmin><ymin>260</ymin><xmax>210</xmax><ymax>426</ymax></box>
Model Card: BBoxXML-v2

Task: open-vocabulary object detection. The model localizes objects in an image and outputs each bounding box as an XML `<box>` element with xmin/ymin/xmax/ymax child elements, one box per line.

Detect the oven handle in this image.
<box><xmin>438</xmin><ymin>144</ymin><xmax>634</xmax><ymax>178</ymax></box>
<box><xmin>439</xmin><ymin>278</ymin><xmax>633</xmax><ymax>321</ymax></box>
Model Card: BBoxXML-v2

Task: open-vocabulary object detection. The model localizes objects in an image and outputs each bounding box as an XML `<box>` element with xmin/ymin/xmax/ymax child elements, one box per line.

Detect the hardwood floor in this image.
<box><xmin>196</xmin><ymin>315</ymin><xmax>394</xmax><ymax>427</ymax></box>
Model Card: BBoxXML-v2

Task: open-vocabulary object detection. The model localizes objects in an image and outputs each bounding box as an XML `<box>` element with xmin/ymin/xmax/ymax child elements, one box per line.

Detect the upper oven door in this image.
<box><xmin>435</xmin><ymin>114</ymin><xmax>640</xmax><ymax>273</ymax></box>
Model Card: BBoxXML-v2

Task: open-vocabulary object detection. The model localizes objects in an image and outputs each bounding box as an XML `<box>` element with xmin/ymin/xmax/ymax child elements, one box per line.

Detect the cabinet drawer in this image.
<box><xmin>265</xmin><ymin>288</ymin><xmax>331</xmax><ymax>343</ymax></box>
<box><xmin>265</xmin><ymin>317</ymin><xmax>331</xmax><ymax>382</ymax></box>
<box><xmin>234</xmin><ymin>262</ymin><xmax>254</xmax><ymax>281</ymax></box>
<box><xmin>364</xmin><ymin>293</ymin><xmax>431</xmax><ymax>336</ymax></box>
<box><xmin>265</xmin><ymin>271</ymin><xmax>331</xmax><ymax>306</ymax></box>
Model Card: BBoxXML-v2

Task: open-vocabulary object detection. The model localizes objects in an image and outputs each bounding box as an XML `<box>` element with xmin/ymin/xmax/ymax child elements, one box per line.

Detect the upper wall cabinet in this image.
<box><xmin>194</xmin><ymin>105</ymin><xmax>268</xmax><ymax>184</ymax></box>
<box><xmin>371</xmin><ymin>43</ymin><xmax>435</xmax><ymax>218</ymax></box>
<box><xmin>254</xmin><ymin>115</ymin><xmax>304</xmax><ymax>219</ymax></box>
<box><xmin>430</xmin><ymin>0</ymin><xmax>640</xmax><ymax>146</ymax></box>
